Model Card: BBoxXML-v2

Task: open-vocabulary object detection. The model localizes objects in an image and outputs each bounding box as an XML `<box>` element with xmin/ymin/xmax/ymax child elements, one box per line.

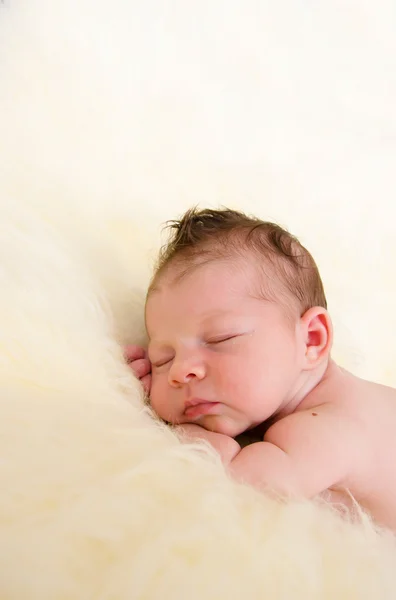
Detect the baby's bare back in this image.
<box><xmin>307</xmin><ymin>367</ymin><xmax>396</xmax><ymax>530</ymax></box>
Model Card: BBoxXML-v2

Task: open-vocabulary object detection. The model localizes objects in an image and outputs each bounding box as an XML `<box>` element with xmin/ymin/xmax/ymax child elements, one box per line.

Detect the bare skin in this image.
<box><xmin>230</xmin><ymin>363</ymin><xmax>396</xmax><ymax>531</ymax></box>
<box><xmin>125</xmin><ymin>259</ymin><xmax>396</xmax><ymax>531</ymax></box>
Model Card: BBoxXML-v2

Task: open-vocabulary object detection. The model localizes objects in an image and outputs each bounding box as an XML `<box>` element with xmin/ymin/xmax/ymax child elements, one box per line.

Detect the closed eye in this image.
<box><xmin>206</xmin><ymin>335</ymin><xmax>238</xmax><ymax>345</ymax></box>
<box><xmin>152</xmin><ymin>357</ymin><xmax>173</xmax><ymax>369</ymax></box>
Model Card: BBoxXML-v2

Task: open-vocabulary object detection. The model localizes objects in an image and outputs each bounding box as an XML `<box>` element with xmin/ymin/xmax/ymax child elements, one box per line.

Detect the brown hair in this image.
<box><xmin>148</xmin><ymin>207</ymin><xmax>327</xmax><ymax>315</ymax></box>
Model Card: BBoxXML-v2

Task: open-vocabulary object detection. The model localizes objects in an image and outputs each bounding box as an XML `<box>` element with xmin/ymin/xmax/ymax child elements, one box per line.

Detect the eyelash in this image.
<box><xmin>151</xmin><ymin>335</ymin><xmax>239</xmax><ymax>366</ymax></box>
<box><xmin>152</xmin><ymin>358</ymin><xmax>172</xmax><ymax>369</ymax></box>
<box><xmin>206</xmin><ymin>335</ymin><xmax>237</xmax><ymax>345</ymax></box>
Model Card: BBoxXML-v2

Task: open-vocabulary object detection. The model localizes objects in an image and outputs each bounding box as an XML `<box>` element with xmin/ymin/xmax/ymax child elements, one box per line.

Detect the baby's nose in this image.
<box><xmin>168</xmin><ymin>356</ymin><xmax>205</xmax><ymax>387</ymax></box>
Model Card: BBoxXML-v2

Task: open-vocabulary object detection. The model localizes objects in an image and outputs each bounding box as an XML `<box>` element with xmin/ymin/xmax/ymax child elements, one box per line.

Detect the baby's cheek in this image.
<box><xmin>148</xmin><ymin>377</ymin><xmax>161</xmax><ymax>408</ymax></box>
<box><xmin>150</xmin><ymin>377</ymin><xmax>170</xmax><ymax>416</ymax></box>
<box><xmin>227</xmin><ymin>364</ymin><xmax>261</xmax><ymax>408</ymax></box>
<box><xmin>218</xmin><ymin>358</ymin><xmax>249</xmax><ymax>390</ymax></box>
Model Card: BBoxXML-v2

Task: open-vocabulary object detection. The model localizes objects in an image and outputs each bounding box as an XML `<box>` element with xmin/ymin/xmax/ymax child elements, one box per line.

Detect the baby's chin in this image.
<box><xmin>193</xmin><ymin>415</ymin><xmax>247</xmax><ymax>438</ymax></box>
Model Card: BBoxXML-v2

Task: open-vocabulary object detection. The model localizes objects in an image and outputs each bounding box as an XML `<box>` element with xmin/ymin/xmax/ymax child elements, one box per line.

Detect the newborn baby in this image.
<box><xmin>127</xmin><ymin>207</ymin><xmax>396</xmax><ymax>531</ymax></box>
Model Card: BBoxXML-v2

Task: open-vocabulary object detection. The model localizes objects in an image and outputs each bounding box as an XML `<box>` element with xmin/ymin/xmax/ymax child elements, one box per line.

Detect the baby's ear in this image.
<box><xmin>299</xmin><ymin>307</ymin><xmax>333</xmax><ymax>370</ymax></box>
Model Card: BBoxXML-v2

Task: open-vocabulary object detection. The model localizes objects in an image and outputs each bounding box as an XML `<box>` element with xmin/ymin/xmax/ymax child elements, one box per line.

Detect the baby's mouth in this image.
<box><xmin>184</xmin><ymin>399</ymin><xmax>221</xmax><ymax>419</ymax></box>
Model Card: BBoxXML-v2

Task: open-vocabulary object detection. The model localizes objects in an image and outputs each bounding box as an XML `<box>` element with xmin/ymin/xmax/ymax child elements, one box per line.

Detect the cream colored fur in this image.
<box><xmin>1</xmin><ymin>1</ymin><xmax>396</xmax><ymax>598</ymax></box>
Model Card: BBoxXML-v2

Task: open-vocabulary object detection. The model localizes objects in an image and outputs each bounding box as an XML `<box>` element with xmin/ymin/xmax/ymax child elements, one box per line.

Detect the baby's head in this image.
<box><xmin>145</xmin><ymin>208</ymin><xmax>331</xmax><ymax>436</ymax></box>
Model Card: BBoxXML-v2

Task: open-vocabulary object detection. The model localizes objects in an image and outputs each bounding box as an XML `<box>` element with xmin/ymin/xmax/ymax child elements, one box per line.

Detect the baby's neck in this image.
<box><xmin>276</xmin><ymin>359</ymin><xmax>340</xmax><ymax>420</ymax></box>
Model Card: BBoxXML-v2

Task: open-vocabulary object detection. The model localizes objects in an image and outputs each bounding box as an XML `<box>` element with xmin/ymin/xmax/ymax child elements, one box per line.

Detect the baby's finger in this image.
<box><xmin>130</xmin><ymin>358</ymin><xmax>151</xmax><ymax>379</ymax></box>
<box><xmin>124</xmin><ymin>344</ymin><xmax>146</xmax><ymax>363</ymax></box>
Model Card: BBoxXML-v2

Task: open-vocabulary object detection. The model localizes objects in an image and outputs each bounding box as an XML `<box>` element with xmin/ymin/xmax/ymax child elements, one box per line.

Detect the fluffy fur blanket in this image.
<box><xmin>1</xmin><ymin>197</ymin><xmax>396</xmax><ymax>599</ymax></box>
<box><xmin>1</xmin><ymin>1</ymin><xmax>396</xmax><ymax>597</ymax></box>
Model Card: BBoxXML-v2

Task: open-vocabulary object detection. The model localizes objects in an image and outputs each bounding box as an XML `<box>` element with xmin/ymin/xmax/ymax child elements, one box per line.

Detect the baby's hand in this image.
<box><xmin>176</xmin><ymin>424</ymin><xmax>241</xmax><ymax>465</ymax></box>
<box><xmin>124</xmin><ymin>344</ymin><xmax>152</xmax><ymax>395</ymax></box>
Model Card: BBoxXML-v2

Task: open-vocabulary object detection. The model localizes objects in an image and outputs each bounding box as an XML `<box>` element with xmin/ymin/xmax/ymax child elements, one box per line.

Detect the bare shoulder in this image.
<box><xmin>337</xmin><ymin>371</ymin><xmax>396</xmax><ymax>424</ymax></box>
<box><xmin>265</xmin><ymin>370</ymin><xmax>396</xmax><ymax>461</ymax></box>
<box><xmin>328</xmin><ymin>365</ymin><xmax>396</xmax><ymax>409</ymax></box>
<box><xmin>265</xmin><ymin>403</ymin><xmax>361</xmax><ymax>460</ymax></box>
<box><xmin>353</xmin><ymin>376</ymin><xmax>396</xmax><ymax>433</ymax></box>
<box><xmin>260</xmin><ymin>404</ymin><xmax>362</xmax><ymax>494</ymax></box>
<box><xmin>360</xmin><ymin>376</ymin><xmax>396</xmax><ymax>402</ymax></box>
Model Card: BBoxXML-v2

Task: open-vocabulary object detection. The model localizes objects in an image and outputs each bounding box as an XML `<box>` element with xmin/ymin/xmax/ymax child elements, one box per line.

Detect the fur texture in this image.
<box><xmin>2</xmin><ymin>193</ymin><xmax>396</xmax><ymax>598</ymax></box>
<box><xmin>1</xmin><ymin>1</ymin><xmax>396</xmax><ymax>598</ymax></box>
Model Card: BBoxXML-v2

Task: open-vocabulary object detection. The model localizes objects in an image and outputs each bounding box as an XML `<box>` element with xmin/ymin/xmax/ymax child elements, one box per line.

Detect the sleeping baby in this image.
<box><xmin>126</xmin><ymin>207</ymin><xmax>396</xmax><ymax>531</ymax></box>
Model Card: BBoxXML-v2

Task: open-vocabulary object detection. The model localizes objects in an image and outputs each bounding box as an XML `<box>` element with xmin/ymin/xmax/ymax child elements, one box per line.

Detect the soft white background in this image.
<box><xmin>1</xmin><ymin>0</ymin><xmax>395</xmax><ymax>384</ymax></box>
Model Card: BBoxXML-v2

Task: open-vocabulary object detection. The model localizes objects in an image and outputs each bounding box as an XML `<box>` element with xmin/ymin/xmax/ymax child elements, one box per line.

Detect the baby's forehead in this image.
<box><xmin>150</xmin><ymin>256</ymin><xmax>258</xmax><ymax>299</ymax></box>
<box><xmin>147</xmin><ymin>256</ymin><xmax>296</xmax><ymax>320</ymax></box>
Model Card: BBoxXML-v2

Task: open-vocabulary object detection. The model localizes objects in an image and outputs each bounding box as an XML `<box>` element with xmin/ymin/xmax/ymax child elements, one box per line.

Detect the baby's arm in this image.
<box><xmin>229</xmin><ymin>408</ymin><xmax>356</xmax><ymax>497</ymax></box>
<box><xmin>176</xmin><ymin>424</ymin><xmax>241</xmax><ymax>464</ymax></box>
